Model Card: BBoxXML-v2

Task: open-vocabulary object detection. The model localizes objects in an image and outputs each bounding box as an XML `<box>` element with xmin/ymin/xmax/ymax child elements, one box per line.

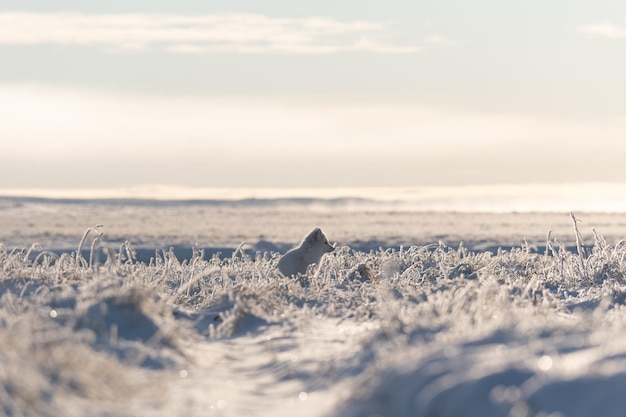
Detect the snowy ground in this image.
<box><xmin>3</xmin><ymin>197</ymin><xmax>626</xmax><ymax>416</ymax></box>
<box><xmin>3</xmin><ymin>196</ymin><xmax>626</xmax><ymax>255</ymax></box>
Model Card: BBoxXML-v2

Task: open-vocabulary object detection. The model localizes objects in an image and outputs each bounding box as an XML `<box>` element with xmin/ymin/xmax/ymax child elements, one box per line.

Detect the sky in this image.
<box><xmin>1</xmin><ymin>0</ymin><xmax>626</xmax><ymax>192</ymax></box>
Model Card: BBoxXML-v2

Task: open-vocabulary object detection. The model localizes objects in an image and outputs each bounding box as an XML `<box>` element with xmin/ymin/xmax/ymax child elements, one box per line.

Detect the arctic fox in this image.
<box><xmin>277</xmin><ymin>228</ymin><xmax>335</xmax><ymax>277</ymax></box>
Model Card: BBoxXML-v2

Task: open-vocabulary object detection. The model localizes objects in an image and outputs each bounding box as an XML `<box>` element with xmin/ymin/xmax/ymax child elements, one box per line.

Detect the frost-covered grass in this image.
<box><xmin>3</xmin><ymin>214</ymin><xmax>626</xmax><ymax>416</ymax></box>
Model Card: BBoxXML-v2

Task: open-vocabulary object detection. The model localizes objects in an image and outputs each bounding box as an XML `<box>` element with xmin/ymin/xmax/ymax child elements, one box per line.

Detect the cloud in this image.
<box><xmin>577</xmin><ymin>21</ymin><xmax>626</xmax><ymax>38</ymax></box>
<box><xmin>0</xmin><ymin>12</ymin><xmax>433</xmax><ymax>54</ymax></box>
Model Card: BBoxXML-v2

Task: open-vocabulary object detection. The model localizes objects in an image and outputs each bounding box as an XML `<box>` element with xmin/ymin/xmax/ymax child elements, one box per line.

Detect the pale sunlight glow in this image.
<box><xmin>3</xmin><ymin>84</ymin><xmax>626</xmax><ymax>162</ymax></box>
<box><xmin>577</xmin><ymin>21</ymin><xmax>626</xmax><ymax>38</ymax></box>
<box><xmin>3</xmin><ymin>84</ymin><xmax>626</xmax><ymax>189</ymax></box>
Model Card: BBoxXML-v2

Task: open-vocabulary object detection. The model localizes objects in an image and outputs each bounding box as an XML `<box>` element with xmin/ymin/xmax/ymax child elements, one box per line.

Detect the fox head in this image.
<box><xmin>304</xmin><ymin>228</ymin><xmax>335</xmax><ymax>253</ymax></box>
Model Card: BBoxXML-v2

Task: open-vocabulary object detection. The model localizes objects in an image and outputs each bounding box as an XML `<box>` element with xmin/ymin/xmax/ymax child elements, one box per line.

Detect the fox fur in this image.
<box><xmin>277</xmin><ymin>228</ymin><xmax>335</xmax><ymax>277</ymax></box>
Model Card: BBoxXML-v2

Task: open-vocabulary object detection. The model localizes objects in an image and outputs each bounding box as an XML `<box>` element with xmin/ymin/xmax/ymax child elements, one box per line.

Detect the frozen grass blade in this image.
<box><xmin>570</xmin><ymin>211</ymin><xmax>587</xmax><ymax>275</ymax></box>
<box><xmin>77</xmin><ymin>224</ymin><xmax>103</xmax><ymax>268</ymax></box>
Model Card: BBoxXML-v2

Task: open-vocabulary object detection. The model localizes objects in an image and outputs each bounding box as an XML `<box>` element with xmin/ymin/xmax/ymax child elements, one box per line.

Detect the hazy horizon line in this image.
<box><xmin>2</xmin><ymin>182</ymin><xmax>626</xmax><ymax>213</ymax></box>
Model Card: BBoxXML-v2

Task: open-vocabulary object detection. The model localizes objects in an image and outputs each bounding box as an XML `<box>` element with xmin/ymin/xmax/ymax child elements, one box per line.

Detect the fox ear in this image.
<box><xmin>306</xmin><ymin>228</ymin><xmax>320</xmax><ymax>241</ymax></box>
<box><xmin>313</xmin><ymin>228</ymin><xmax>322</xmax><ymax>240</ymax></box>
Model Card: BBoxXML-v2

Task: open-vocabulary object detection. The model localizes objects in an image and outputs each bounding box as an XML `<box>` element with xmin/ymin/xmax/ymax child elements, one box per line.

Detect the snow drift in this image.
<box><xmin>2</xmin><ymin>213</ymin><xmax>626</xmax><ymax>416</ymax></box>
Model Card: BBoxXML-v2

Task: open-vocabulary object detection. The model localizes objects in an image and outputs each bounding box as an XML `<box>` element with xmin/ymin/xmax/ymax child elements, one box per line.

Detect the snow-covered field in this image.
<box><xmin>3</xmin><ymin>196</ymin><xmax>626</xmax><ymax>416</ymax></box>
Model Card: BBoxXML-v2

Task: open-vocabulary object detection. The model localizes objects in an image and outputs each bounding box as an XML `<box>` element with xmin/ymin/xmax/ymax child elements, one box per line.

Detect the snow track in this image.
<box><xmin>167</xmin><ymin>318</ymin><xmax>374</xmax><ymax>417</ymax></box>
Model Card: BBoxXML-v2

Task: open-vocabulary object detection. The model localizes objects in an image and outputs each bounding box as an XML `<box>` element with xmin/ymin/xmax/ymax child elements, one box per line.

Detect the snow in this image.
<box><xmin>3</xmin><ymin>197</ymin><xmax>626</xmax><ymax>416</ymax></box>
<box><xmin>164</xmin><ymin>318</ymin><xmax>373</xmax><ymax>417</ymax></box>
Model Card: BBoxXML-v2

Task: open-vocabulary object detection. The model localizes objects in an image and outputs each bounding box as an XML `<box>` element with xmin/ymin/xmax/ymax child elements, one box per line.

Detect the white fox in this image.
<box><xmin>277</xmin><ymin>228</ymin><xmax>335</xmax><ymax>277</ymax></box>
